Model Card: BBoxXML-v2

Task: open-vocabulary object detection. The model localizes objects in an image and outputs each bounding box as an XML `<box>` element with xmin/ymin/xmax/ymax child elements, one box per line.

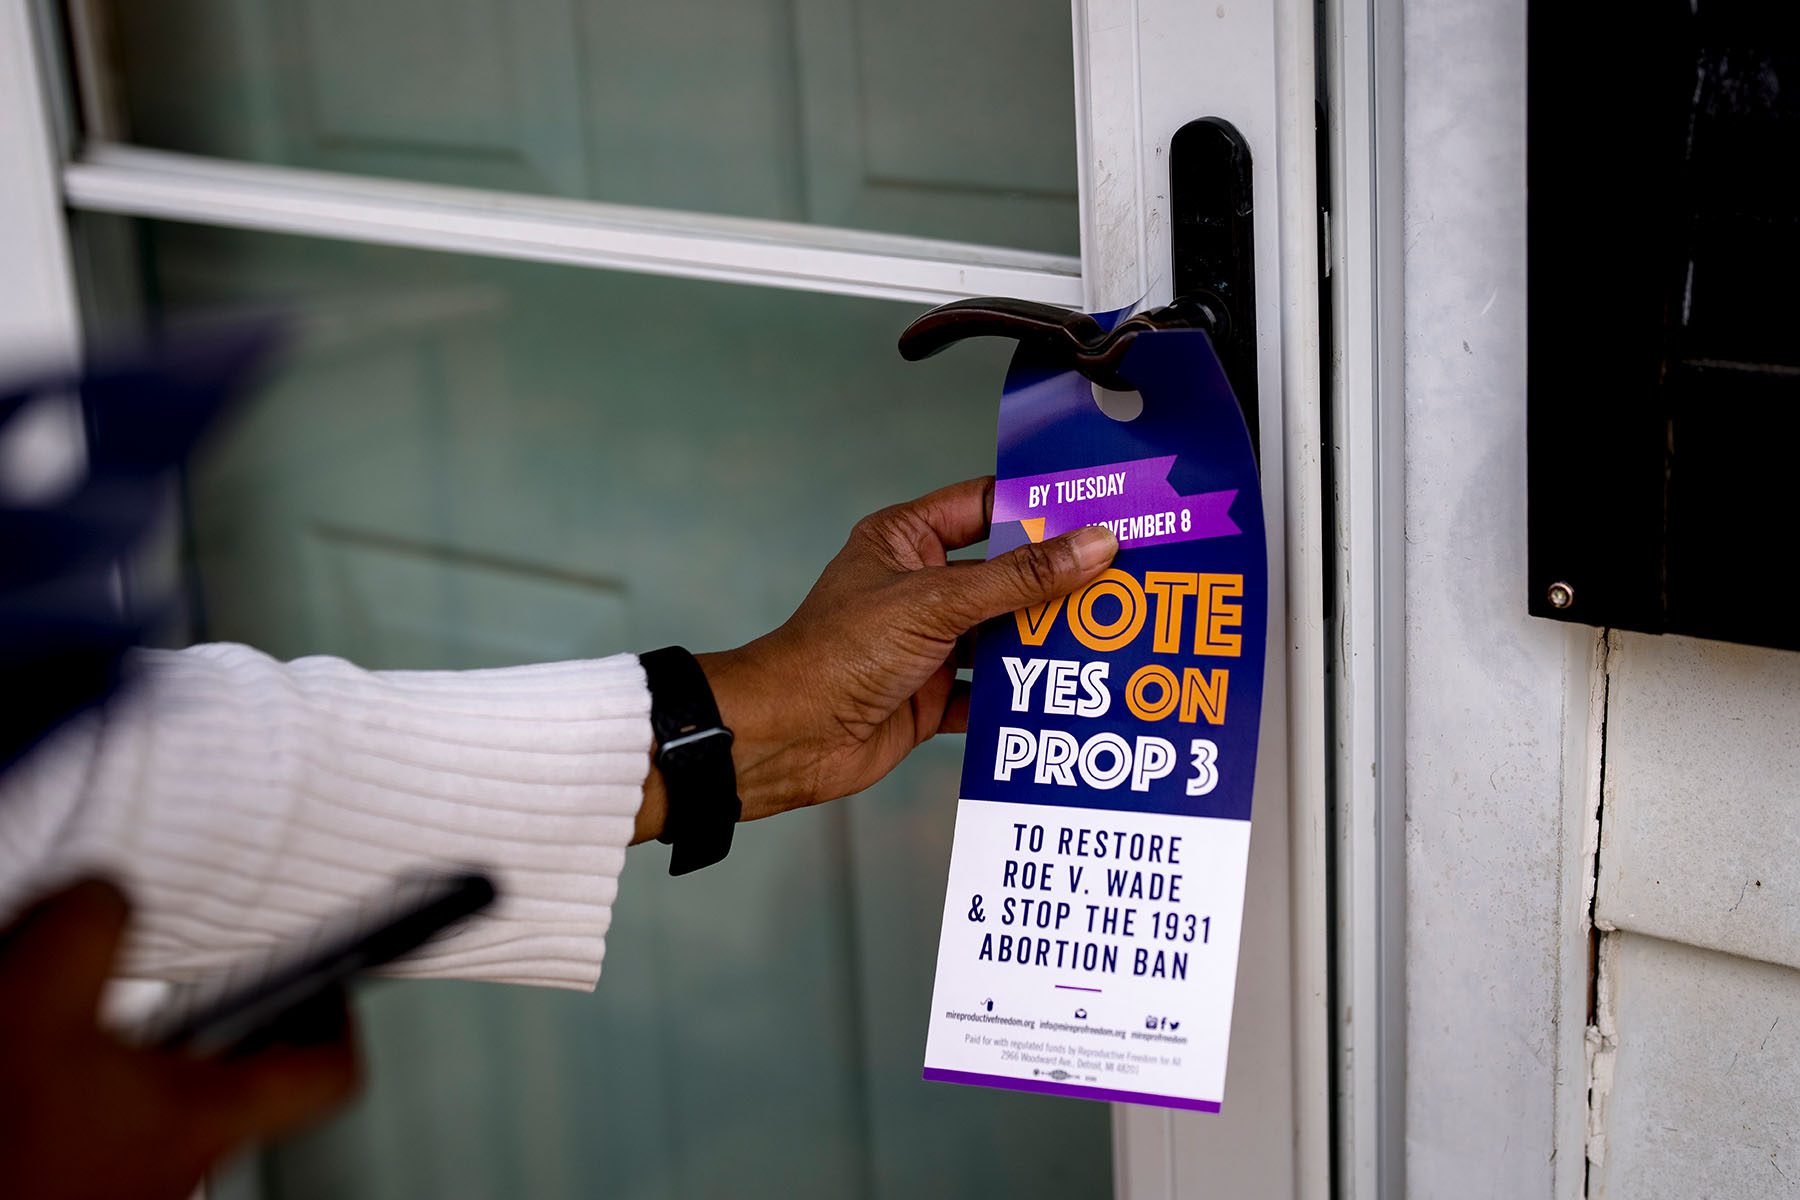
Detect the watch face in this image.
<box><xmin>642</xmin><ymin>647</ymin><xmax>739</xmax><ymax>875</ymax></box>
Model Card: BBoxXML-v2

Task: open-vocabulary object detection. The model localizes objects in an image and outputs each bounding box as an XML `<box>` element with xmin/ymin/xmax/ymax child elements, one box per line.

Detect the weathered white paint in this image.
<box><xmin>1569</xmin><ymin>632</ymin><xmax>1611</xmax><ymax>1196</ymax></box>
<box><xmin>1585</xmin><ymin>903</ymin><xmax>1620</xmax><ymax>1177</ymax></box>
<box><xmin>1400</xmin><ymin>0</ymin><xmax>1597</xmax><ymax>1192</ymax></box>
<box><xmin>1598</xmin><ymin>632</ymin><xmax>1800</xmax><ymax>971</ymax></box>
<box><xmin>1588</xmin><ymin>933</ymin><xmax>1800</xmax><ymax>1198</ymax></box>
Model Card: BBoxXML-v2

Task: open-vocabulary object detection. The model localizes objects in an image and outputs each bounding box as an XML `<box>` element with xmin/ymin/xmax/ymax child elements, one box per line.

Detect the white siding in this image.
<box><xmin>1599</xmin><ymin>632</ymin><xmax>1800</xmax><ymax>971</ymax></box>
<box><xmin>1589</xmin><ymin>933</ymin><xmax>1800</xmax><ymax>1199</ymax></box>
<box><xmin>1590</xmin><ymin>633</ymin><xmax>1800</xmax><ymax>1195</ymax></box>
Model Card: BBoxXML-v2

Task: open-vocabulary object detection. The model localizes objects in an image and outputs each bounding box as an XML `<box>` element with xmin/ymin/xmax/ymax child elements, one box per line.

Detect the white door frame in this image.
<box><xmin>61</xmin><ymin>143</ymin><xmax>1085</xmax><ymax>309</ymax></box>
<box><xmin>0</xmin><ymin>0</ymin><xmax>80</xmax><ymax>367</ymax></box>
<box><xmin>1074</xmin><ymin>1</ymin><xmax>1330</xmax><ymax>1197</ymax></box>
<box><xmin>1321</xmin><ymin>0</ymin><xmax>1408</xmax><ymax>1195</ymax></box>
<box><xmin>0</xmin><ymin>0</ymin><xmax>1400</xmax><ymax>1195</ymax></box>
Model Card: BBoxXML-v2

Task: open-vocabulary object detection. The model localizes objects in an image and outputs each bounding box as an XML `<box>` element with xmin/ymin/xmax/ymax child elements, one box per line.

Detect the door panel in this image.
<box><xmin>273</xmin><ymin>0</ymin><xmax>591</xmax><ymax>196</ymax></box>
<box><xmin>577</xmin><ymin>0</ymin><xmax>811</xmax><ymax>220</ymax></box>
<box><xmin>792</xmin><ymin>0</ymin><xmax>1079</xmax><ymax>250</ymax></box>
<box><xmin>304</xmin><ymin>526</ymin><xmax>634</xmax><ymax>671</ymax></box>
<box><xmin>142</xmin><ymin>220</ymin><xmax>1111</xmax><ymax>1198</ymax></box>
<box><xmin>106</xmin><ymin>0</ymin><xmax>1079</xmax><ymax>253</ymax></box>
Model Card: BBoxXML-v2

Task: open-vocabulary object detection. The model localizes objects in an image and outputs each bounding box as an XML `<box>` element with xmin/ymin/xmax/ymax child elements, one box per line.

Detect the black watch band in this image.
<box><xmin>641</xmin><ymin>646</ymin><xmax>740</xmax><ymax>875</ymax></box>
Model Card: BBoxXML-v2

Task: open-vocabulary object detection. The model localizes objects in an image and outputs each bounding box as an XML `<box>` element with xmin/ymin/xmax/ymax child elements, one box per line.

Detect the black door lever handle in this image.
<box><xmin>897</xmin><ymin>297</ymin><xmax>1109</xmax><ymax>372</ymax></box>
<box><xmin>897</xmin><ymin>296</ymin><xmax>1221</xmax><ymax>393</ymax></box>
<box><xmin>896</xmin><ymin>117</ymin><xmax>1257</xmax><ymax>452</ymax></box>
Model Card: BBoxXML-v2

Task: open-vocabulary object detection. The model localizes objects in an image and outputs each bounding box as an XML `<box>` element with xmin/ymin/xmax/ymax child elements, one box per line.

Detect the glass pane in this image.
<box><xmin>101</xmin><ymin>0</ymin><xmax>1080</xmax><ymax>255</ymax></box>
<box><xmin>116</xmin><ymin>218</ymin><xmax>1110</xmax><ymax>1197</ymax></box>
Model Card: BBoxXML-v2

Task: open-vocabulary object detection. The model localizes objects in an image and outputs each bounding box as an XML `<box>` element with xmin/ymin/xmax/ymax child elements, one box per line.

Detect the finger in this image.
<box><xmin>924</xmin><ymin>524</ymin><xmax>1118</xmax><ymax>632</ymax></box>
<box><xmin>909</xmin><ymin>661</ymin><xmax>958</xmax><ymax>744</ymax></box>
<box><xmin>0</xmin><ymin>877</ymin><xmax>130</xmax><ymax>1021</ymax></box>
<box><xmin>885</xmin><ymin>476</ymin><xmax>996</xmax><ymax>554</ymax></box>
<box><xmin>179</xmin><ymin>1013</ymin><xmax>360</xmax><ymax>1143</ymax></box>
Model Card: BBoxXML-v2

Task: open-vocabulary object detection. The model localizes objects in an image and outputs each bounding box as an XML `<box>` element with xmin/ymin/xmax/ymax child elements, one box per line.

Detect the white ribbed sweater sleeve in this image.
<box><xmin>0</xmin><ymin>643</ymin><xmax>651</xmax><ymax>991</ymax></box>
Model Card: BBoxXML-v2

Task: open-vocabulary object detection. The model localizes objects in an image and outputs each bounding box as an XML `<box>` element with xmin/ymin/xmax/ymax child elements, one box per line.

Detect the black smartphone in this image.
<box><xmin>143</xmin><ymin>869</ymin><xmax>497</xmax><ymax>1057</ymax></box>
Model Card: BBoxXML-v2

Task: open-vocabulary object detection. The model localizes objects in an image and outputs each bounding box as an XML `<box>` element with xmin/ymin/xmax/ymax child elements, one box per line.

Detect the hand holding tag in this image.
<box><xmin>634</xmin><ymin>478</ymin><xmax>1116</xmax><ymax>841</ymax></box>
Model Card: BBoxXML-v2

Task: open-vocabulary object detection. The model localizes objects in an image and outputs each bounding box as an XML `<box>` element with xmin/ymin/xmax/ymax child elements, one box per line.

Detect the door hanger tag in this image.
<box><xmin>921</xmin><ymin>310</ymin><xmax>1267</xmax><ymax>1114</ymax></box>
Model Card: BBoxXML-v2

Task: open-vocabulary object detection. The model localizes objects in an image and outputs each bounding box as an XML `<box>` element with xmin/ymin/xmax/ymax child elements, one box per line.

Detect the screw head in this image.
<box><xmin>1547</xmin><ymin>581</ymin><xmax>1575</xmax><ymax>610</ymax></box>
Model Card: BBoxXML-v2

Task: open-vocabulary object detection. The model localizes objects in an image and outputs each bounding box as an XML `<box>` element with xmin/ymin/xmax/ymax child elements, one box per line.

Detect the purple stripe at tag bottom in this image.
<box><xmin>922</xmin><ymin>1067</ymin><xmax>1222</xmax><ymax>1113</ymax></box>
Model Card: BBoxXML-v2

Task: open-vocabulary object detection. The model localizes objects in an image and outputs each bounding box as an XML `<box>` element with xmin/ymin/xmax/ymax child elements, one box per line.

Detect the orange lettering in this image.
<box><xmin>1125</xmin><ymin>664</ymin><xmax>1181</xmax><ymax>721</ymax></box>
<box><xmin>1143</xmin><ymin>572</ymin><xmax>1200</xmax><ymax>654</ymax></box>
<box><xmin>1068</xmin><ymin>570</ymin><xmax>1148</xmax><ymax>653</ymax></box>
<box><xmin>1195</xmin><ymin>575</ymin><xmax>1243</xmax><ymax>657</ymax></box>
<box><xmin>1179</xmin><ymin>668</ymin><xmax>1229</xmax><ymax>725</ymax></box>
<box><xmin>1014</xmin><ymin>595</ymin><xmax>1067</xmax><ymax>646</ymax></box>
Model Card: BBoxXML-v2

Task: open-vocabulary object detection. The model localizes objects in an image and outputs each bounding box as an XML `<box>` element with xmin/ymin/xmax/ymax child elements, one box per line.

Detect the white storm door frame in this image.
<box><xmin>1322</xmin><ymin>0</ymin><xmax>1408</xmax><ymax>1195</ymax></box>
<box><xmin>1078</xmin><ymin>2</ymin><xmax>1331</xmax><ymax>1198</ymax></box>
<box><xmin>1</xmin><ymin>0</ymin><xmax>80</xmax><ymax>367</ymax></box>
<box><xmin>5</xmin><ymin>0</ymin><xmax>1341</xmax><ymax>1196</ymax></box>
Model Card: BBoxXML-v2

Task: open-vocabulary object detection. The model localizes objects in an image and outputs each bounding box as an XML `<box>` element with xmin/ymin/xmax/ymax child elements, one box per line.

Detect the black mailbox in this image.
<box><xmin>1528</xmin><ymin>1</ymin><xmax>1800</xmax><ymax>652</ymax></box>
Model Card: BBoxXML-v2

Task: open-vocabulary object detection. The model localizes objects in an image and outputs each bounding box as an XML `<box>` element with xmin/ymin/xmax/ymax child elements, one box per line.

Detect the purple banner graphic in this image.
<box><xmin>991</xmin><ymin>455</ymin><xmax>1238</xmax><ymax>549</ymax></box>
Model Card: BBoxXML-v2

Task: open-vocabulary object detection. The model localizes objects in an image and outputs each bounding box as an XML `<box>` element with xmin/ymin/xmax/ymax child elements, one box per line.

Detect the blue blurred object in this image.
<box><xmin>0</xmin><ymin>325</ymin><xmax>282</xmax><ymax>773</ymax></box>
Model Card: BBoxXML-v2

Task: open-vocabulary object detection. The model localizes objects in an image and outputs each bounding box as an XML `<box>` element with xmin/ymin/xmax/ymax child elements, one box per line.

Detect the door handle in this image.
<box><xmin>898</xmin><ymin>117</ymin><xmax>1258</xmax><ymax>449</ymax></box>
<box><xmin>897</xmin><ymin>295</ymin><xmax>1222</xmax><ymax>393</ymax></box>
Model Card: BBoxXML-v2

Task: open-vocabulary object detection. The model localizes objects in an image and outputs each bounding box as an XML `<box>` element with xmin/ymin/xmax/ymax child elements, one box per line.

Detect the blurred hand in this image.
<box><xmin>0</xmin><ymin>878</ymin><xmax>359</xmax><ymax>1200</ymax></box>
<box><xmin>636</xmin><ymin>476</ymin><xmax>1117</xmax><ymax>839</ymax></box>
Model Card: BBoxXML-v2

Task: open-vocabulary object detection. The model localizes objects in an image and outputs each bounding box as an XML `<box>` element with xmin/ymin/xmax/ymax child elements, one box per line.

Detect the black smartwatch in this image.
<box><xmin>640</xmin><ymin>646</ymin><xmax>740</xmax><ymax>875</ymax></box>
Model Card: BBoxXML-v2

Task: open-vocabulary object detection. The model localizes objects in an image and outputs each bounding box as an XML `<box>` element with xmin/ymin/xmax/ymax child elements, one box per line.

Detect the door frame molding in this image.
<box><xmin>1323</xmin><ymin>0</ymin><xmax>1409</xmax><ymax>1194</ymax></box>
<box><xmin>1075</xmin><ymin>1</ymin><xmax>1332</xmax><ymax>1196</ymax></box>
<box><xmin>0</xmin><ymin>0</ymin><xmax>81</xmax><ymax>367</ymax></box>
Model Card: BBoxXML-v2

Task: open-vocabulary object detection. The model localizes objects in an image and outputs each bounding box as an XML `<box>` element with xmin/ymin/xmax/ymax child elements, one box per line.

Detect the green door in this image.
<box><xmin>101</xmin><ymin>1</ymin><xmax>1112</xmax><ymax>1193</ymax></box>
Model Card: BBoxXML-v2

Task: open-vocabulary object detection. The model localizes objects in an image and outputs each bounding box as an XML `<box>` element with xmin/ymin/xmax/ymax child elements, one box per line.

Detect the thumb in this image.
<box><xmin>931</xmin><ymin>525</ymin><xmax>1118</xmax><ymax>632</ymax></box>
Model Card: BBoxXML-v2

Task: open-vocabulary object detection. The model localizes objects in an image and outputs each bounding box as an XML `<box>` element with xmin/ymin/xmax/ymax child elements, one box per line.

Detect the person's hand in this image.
<box><xmin>636</xmin><ymin>476</ymin><xmax>1118</xmax><ymax>839</ymax></box>
<box><xmin>0</xmin><ymin>878</ymin><xmax>359</xmax><ymax>1200</ymax></box>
